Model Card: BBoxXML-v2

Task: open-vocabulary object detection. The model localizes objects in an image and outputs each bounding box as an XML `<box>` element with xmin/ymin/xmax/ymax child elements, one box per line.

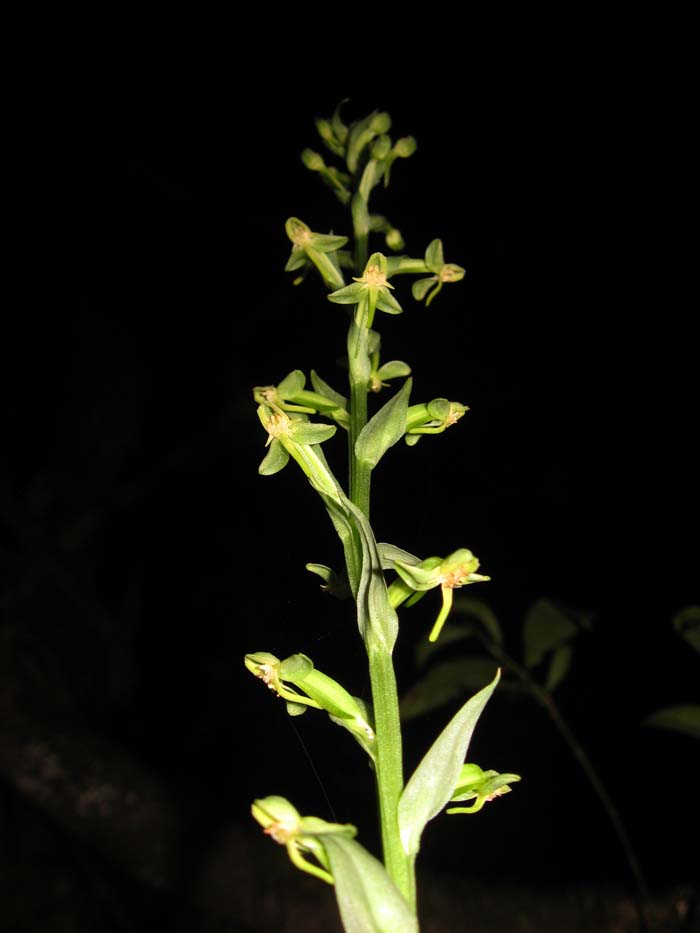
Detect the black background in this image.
<box><xmin>3</xmin><ymin>56</ymin><xmax>698</xmax><ymax>929</ymax></box>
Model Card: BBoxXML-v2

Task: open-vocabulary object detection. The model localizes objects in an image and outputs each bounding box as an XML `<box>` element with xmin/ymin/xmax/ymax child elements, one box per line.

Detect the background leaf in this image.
<box><xmin>645</xmin><ymin>704</ymin><xmax>700</xmax><ymax>740</ymax></box>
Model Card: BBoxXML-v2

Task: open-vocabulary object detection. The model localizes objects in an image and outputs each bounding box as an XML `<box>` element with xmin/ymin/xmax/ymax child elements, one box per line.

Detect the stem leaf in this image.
<box><xmin>398</xmin><ymin>669</ymin><xmax>501</xmax><ymax>857</ymax></box>
<box><xmin>321</xmin><ymin>834</ymin><xmax>418</xmax><ymax>933</ymax></box>
<box><xmin>355</xmin><ymin>378</ymin><xmax>412</xmax><ymax>470</ymax></box>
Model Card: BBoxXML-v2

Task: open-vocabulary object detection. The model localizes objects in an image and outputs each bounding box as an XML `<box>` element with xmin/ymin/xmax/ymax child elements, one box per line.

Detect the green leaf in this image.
<box><xmin>452</xmin><ymin>596</ymin><xmax>504</xmax><ymax>647</ymax></box>
<box><xmin>545</xmin><ymin>643</ymin><xmax>574</xmax><ymax>691</ymax></box>
<box><xmin>398</xmin><ymin>669</ymin><xmax>501</xmax><ymax>857</ymax></box>
<box><xmin>355</xmin><ymin>378</ymin><xmax>412</xmax><ymax>469</ymax></box>
<box><xmin>258</xmin><ymin>439</ymin><xmax>289</xmax><ymax>475</ymax></box>
<box><xmin>400</xmin><ymin>658</ymin><xmax>501</xmax><ymax>720</ymax></box>
<box><xmin>321</xmin><ymin>834</ymin><xmax>418</xmax><ymax>933</ymax></box>
<box><xmin>646</xmin><ymin>704</ymin><xmax>700</xmax><ymax>740</ymax></box>
<box><xmin>672</xmin><ymin>605</ymin><xmax>700</xmax><ymax>655</ymax></box>
<box><xmin>523</xmin><ymin>598</ymin><xmax>581</xmax><ymax>669</ymax></box>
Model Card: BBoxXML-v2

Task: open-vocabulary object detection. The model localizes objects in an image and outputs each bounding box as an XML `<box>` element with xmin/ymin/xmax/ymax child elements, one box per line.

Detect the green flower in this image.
<box><xmin>253</xmin><ymin>370</ymin><xmax>349</xmax><ymax>430</ymax></box>
<box><xmin>411</xmin><ymin>239</ymin><xmax>466</xmax><ymax>307</ymax></box>
<box><xmin>328</xmin><ymin>252</ymin><xmax>402</xmax><ymax>329</ymax></box>
<box><xmin>245</xmin><ymin>652</ymin><xmax>375</xmax><ymax>759</ymax></box>
<box><xmin>284</xmin><ymin>217</ymin><xmax>348</xmax><ymax>290</ymax></box>
<box><xmin>446</xmin><ymin>763</ymin><xmax>521</xmax><ymax>814</ymax></box>
<box><xmin>389</xmin><ymin>549</ymin><xmax>491</xmax><ymax>642</ymax></box>
<box><xmin>404</xmin><ymin>397</ymin><xmax>468</xmax><ymax>446</ymax></box>
<box><xmin>251</xmin><ymin>795</ymin><xmax>356</xmax><ymax>885</ymax></box>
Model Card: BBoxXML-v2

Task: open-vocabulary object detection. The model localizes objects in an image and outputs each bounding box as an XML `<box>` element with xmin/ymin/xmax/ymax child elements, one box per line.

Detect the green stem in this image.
<box><xmin>351</xmin><ymin>192</ymin><xmax>370</xmax><ymax>278</ymax></box>
<box><xmin>368</xmin><ymin>645</ymin><xmax>416</xmax><ymax>911</ymax></box>
<box><xmin>349</xmin><ymin>377</ymin><xmax>371</xmax><ymax>515</ymax></box>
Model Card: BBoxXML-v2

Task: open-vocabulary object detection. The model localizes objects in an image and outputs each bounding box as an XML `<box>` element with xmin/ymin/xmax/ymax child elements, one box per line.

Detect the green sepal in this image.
<box><xmin>375</xmin><ymin>360</ymin><xmax>411</xmax><ymax>383</ymax></box>
<box><xmin>311</xmin><ymin>233</ymin><xmax>351</xmax><ymax>254</ymax></box>
<box><xmin>355</xmin><ymin>378</ymin><xmax>412</xmax><ymax>469</ymax></box>
<box><xmin>259</xmin><ymin>439</ymin><xmax>290</xmax><ymax>475</ymax></box>
<box><xmin>398</xmin><ymin>669</ymin><xmax>501</xmax><ymax>858</ymax></box>
<box><xmin>375</xmin><ymin>288</ymin><xmax>403</xmax><ymax>315</ymax></box>
<box><xmin>411</xmin><ymin>276</ymin><xmax>438</xmax><ymax>302</ymax></box>
<box><xmin>425</xmin><ymin>238</ymin><xmax>445</xmax><ymax>272</ymax></box>
<box><xmin>377</xmin><ymin>542</ymin><xmax>422</xmax><ymax>570</ymax></box>
<box><xmin>285</xmin><ymin>250</ymin><xmax>309</xmax><ymax>273</ymax></box>
<box><xmin>277</xmin><ymin>369</ymin><xmax>306</xmax><ymax>397</ymax></box>
<box><xmin>310</xmin><ymin>370</ymin><xmax>348</xmax><ymax>410</ymax></box>
<box><xmin>328</xmin><ymin>282</ymin><xmax>365</xmax><ymax>305</ymax></box>
<box><xmin>392</xmin><ymin>555</ymin><xmax>443</xmax><ymax>592</ymax></box>
<box><xmin>289</xmin><ymin>420</ymin><xmax>337</xmax><ymax>445</ymax></box>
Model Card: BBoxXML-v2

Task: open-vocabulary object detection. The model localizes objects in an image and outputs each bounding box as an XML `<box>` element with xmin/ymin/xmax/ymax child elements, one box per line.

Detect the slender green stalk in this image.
<box><xmin>367</xmin><ymin>645</ymin><xmax>415</xmax><ymax>910</ymax></box>
<box><xmin>349</xmin><ymin>377</ymin><xmax>371</xmax><ymax>515</ymax></box>
<box><xmin>352</xmin><ymin>192</ymin><xmax>370</xmax><ymax>272</ymax></box>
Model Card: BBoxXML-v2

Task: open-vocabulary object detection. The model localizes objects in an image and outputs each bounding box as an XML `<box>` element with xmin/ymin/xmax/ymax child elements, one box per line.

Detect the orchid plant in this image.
<box><xmin>245</xmin><ymin>101</ymin><xmax>520</xmax><ymax>932</ymax></box>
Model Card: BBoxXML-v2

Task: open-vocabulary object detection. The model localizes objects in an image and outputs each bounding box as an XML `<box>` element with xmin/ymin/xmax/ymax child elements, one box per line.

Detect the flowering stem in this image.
<box><xmin>367</xmin><ymin>643</ymin><xmax>416</xmax><ymax>910</ymax></box>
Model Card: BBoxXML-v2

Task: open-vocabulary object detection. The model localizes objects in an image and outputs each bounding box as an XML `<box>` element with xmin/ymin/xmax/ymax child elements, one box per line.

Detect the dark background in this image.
<box><xmin>2</xmin><ymin>69</ymin><xmax>697</xmax><ymax>931</ymax></box>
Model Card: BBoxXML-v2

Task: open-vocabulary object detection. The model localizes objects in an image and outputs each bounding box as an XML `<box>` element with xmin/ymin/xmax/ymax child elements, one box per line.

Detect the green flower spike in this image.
<box><xmin>327</xmin><ymin>252</ymin><xmax>402</xmax><ymax>330</ymax></box>
<box><xmin>251</xmin><ymin>795</ymin><xmax>356</xmax><ymax>885</ymax></box>
<box><xmin>446</xmin><ymin>763</ymin><xmax>522</xmax><ymax>814</ymax></box>
<box><xmin>284</xmin><ymin>217</ymin><xmax>348</xmax><ymax>290</ymax></box>
<box><xmin>411</xmin><ymin>238</ymin><xmax>466</xmax><ymax>307</ymax></box>
<box><xmin>391</xmin><ymin>549</ymin><xmax>491</xmax><ymax>642</ymax></box>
